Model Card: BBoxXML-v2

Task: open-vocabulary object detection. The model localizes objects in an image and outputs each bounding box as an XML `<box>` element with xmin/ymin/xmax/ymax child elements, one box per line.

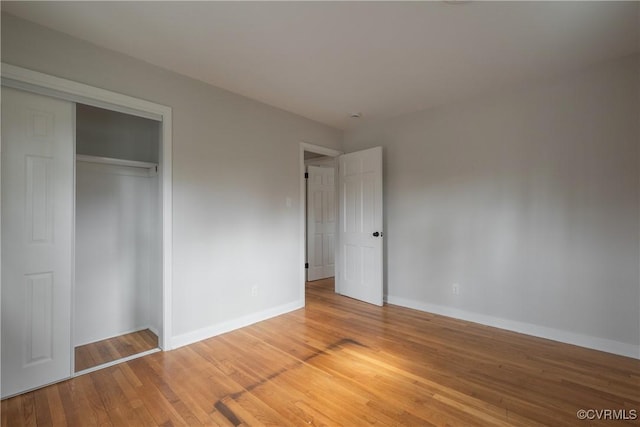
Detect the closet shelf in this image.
<box><xmin>76</xmin><ymin>154</ymin><xmax>157</xmax><ymax>170</ymax></box>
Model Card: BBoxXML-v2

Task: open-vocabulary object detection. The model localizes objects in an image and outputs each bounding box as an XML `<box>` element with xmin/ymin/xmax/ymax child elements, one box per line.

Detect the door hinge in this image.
<box><xmin>304</xmin><ymin>172</ymin><xmax>309</xmax><ymax>179</ymax></box>
<box><xmin>305</xmin><ymin>263</ymin><xmax>309</xmax><ymax>268</ymax></box>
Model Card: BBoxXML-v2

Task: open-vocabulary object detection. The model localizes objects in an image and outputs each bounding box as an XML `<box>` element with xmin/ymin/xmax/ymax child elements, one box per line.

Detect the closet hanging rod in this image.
<box><xmin>76</xmin><ymin>154</ymin><xmax>157</xmax><ymax>170</ymax></box>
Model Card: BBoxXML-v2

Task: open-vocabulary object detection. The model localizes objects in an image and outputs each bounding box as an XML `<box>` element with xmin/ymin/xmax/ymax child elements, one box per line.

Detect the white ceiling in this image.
<box><xmin>3</xmin><ymin>1</ymin><xmax>639</xmax><ymax>130</ymax></box>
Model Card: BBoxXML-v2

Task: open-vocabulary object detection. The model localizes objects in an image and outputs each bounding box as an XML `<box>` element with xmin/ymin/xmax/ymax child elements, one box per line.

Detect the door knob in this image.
<box><xmin>373</xmin><ymin>231</ymin><xmax>380</xmax><ymax>237</ymax></box>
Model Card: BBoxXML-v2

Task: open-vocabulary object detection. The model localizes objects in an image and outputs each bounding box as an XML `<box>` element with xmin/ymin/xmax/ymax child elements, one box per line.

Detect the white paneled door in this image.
<box><xmin>1</xmin><ymin>88</ymin><xmax>74</xmax><ymax>398</ymax></box>
<box><xmin>307</xmin><ymin>166</ymin><xmax>336</xmax><ymax>281</ymax></box>
<box><xmin>337</xmin><ymin>147</ymin><xmax>383</xmax><ymax>306</ymax></box>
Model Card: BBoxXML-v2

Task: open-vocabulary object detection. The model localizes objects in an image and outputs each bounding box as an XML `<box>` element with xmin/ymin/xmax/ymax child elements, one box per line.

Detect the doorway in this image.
<box><xmin>300</xmin><ymin>143</ymin><xmax>341</xmax><ymax>300</ymax></box>
<box><xmin>299</xmin><ymin>143</ymin><xmax>385</xmax><ymax>308</ymax></box>
<box><xmin>306</xmin><ymin>155</ymin><xmax>336</xmax><ymax>282</ymax></box>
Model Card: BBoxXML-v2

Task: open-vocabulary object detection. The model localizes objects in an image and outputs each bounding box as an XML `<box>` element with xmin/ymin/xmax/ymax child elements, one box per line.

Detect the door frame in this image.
<box><xmin>1</xmin><ymin>63</ymin><xmax>174</xmax><ymax>355</ymax></box>
<box><xmin>299</xmin><ymin>142</ymin><xmax>341</xmax><ymax>301</ymax></box>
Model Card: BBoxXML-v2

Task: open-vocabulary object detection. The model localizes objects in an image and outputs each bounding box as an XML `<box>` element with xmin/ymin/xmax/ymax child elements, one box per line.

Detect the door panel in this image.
<box><xmin>25</xmin><ymin>273</ymin><xmax>55</xmax><ymax>365</ymax></box>
<box><xmin>1</xmin><ymin>87</ymin><xmax>74</xmax><ymax>398</ymax></box>
<box><xmin>306</xmin><ymin>165</ymin><xmax>336</xmax><ymax>281</ymax></box>
<box><xmin>337</xmin><ymin>147</ymin><xmax>383</xmax><ymax>306</ymax></box>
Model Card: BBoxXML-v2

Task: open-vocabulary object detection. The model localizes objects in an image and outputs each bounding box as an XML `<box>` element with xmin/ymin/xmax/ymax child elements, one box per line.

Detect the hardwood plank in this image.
<box><xmin>44</xmin><ymin>387</ymin><xmax>67</xmax><ymax>426</ymax></box>
<box><xmin>21</xmin><ymin>394</ymin><xmax>37</xmax><ymax>427</ymax></box>
<box><xmin>57</xmin><ymin>381</ymin><xmax>91</xmax><ymax>427</ymax></box>
<box><xmin>74</xmin><ymin>329</ymin><xmax>159</xmax><ymax>372</ymax></box>
<box><xmin>32</xmin><ymin>389</ymin><xmax>51</xmax><ymax>426</ymax></box>
<box><xmin>3</xmin><ymin>278</ymin><xmax>640</xmax><ymax>426</ymax></box>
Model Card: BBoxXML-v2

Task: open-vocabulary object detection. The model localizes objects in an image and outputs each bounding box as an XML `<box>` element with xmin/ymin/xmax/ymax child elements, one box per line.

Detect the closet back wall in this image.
<box><xmin>75</xmin><ymin>105</ymin><xmax>161</xmax><ymax>346</ymax></box>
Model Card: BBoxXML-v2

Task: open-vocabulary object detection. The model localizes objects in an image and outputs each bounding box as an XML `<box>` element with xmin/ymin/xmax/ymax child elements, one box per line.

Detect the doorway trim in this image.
<box><xmin>1</xmin><ymin>63</ymin><xmax>174</xmax><ymax>351</ymax></box>
<box><xmin>299</xmin><ymin>142</ymin><xmax>342</xmax><ymax>302</ymax></box>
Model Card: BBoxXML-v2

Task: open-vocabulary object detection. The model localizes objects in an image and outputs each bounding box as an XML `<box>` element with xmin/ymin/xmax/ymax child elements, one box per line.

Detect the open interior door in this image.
<box><xmin>336</xmin><ymin>147</ymin><xmax>383</xmax><ymax>306</ymax></box>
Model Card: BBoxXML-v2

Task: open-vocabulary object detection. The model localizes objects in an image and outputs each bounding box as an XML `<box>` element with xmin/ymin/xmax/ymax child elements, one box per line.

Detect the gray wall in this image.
<box><xmin>1</xmin><ymin>13</ymin><xmax>342</xmax><ymax>344</ymax></box>
<box><xmin>344</xmin><ymin>55</ymin><xmax>640</xmax><ymax>356</ymax></box>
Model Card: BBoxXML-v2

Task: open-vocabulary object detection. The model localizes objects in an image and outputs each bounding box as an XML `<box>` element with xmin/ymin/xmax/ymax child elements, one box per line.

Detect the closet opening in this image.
<box><xmin>74</xmin><ymin>104</ymin><xmax>162</xmax><ymax>373</ymax></box>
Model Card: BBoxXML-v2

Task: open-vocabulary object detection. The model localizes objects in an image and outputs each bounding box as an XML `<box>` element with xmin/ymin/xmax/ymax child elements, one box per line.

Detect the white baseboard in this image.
<box><xmin>148</xmin><ymin>325</ymin><xmax>160</xmax><ymax>337</ymax></box>
<box><xmin>171</xmin><ymin>299</ymin><xmax>305</xmax><ymax>349</ymax></box>
<box><xmin>385</xmin><ymin>295</ymin><xmax>640</xmax><ymax>360</ymax></box>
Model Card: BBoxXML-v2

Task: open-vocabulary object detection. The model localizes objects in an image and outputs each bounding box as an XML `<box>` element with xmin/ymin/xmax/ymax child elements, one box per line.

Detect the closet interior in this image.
<box><xmin>74</xmin><ymin>104</ymin><xmax>161</xmax><ymax>372</ymax></box>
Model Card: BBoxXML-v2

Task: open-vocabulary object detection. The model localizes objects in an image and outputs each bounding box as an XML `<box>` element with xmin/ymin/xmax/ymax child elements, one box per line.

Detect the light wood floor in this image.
<box><xmin>3</xmin><ymin>278</ymin><xmax>639</xmax><ymax>426</ymax></box>
<box><xmin>75</xmin><ymin>329</ymin><xmax>159</xmax><ymax>372</ymax></box>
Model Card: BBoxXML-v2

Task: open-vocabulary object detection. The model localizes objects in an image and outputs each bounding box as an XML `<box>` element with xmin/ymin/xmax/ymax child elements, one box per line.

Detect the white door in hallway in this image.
<box><xmin>1</xmin><ymin>87</ymin><xmax>74</xmax><ymax>398</ymax></box>
<box><xmin>307</xmin><ymin>165</ymin><xmax>336</xmax><ymax>281</ymax></box>
<box><xmin>336</xmin><ymin>147</ymin><xmax>383</xmax><ymax>306</ymax></box>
